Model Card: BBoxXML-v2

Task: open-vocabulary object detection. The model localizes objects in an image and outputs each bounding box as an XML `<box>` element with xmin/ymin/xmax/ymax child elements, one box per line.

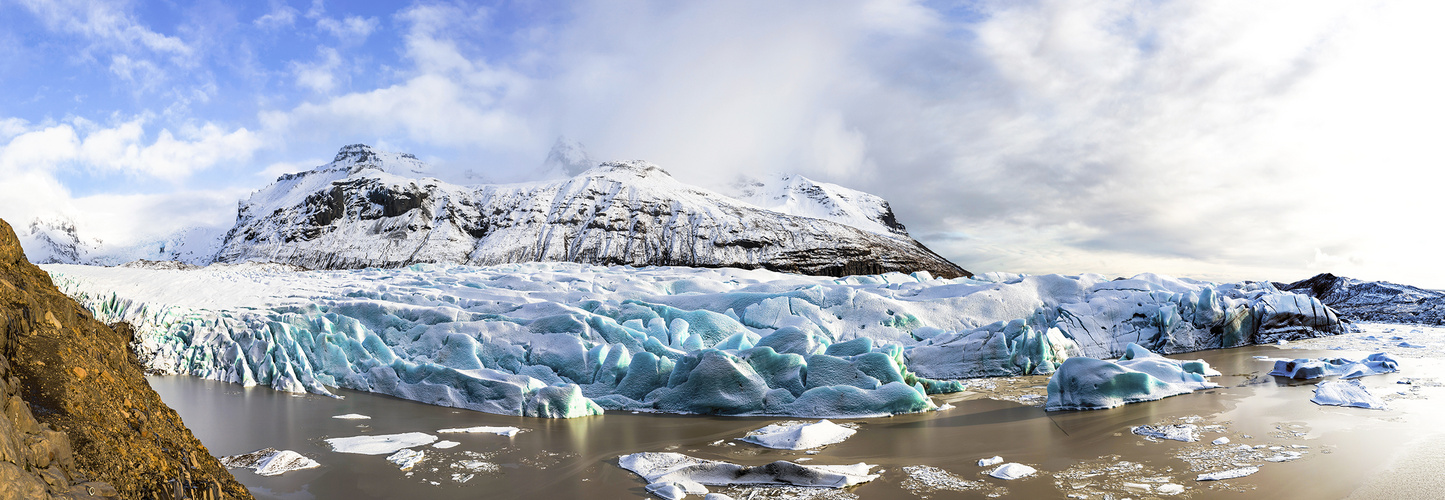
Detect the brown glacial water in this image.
<box><xmin>149</xmin><ymin>330</ymin><xmax>1445</xmax><ymax>499</ymax></box>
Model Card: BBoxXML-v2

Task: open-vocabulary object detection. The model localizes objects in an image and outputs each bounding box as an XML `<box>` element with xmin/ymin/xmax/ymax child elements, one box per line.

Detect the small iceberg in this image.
<box><xmin>433</xmin><ymin>441</ymin><xmax>460</xmax><ymax>449</ymax></box>
<box><xmin>1197</xmin><ymin>467</ymin><xmax>1258</xmax><ymax>481</ymax></box>
<box><xmin>219</xmin><ymin>448</ymin><xmax>320</xmax><ymax>476</ymax></box>
<box><xmin>436</xmin><ymin>426</ymin><xmax>522</xmax><ymax>436</ymax></box>
<box><xmin>1312</xmin><ymin>379</ymin><xmax>1387</xmax><ymax>409</ymax></box>
<box><xmin>977</xmin><ymin>456</ymin><xmax>1003</xmax><ymax>467</ymax></box>
<box><xmin>386</xmin><ymin>449</ymin><xmax>425</xmax><ymax>470</ymax></box>
<box><xmin>1269</xmin><ymin>353</ymin><xmax>1398</xmax><ymax>380</ymax></box>
<box><xmin>618</xmin><ymin>452</ymin><xmax>878</xmax><ymax>499</ymax></box>
<box><xmin>1045</xmin><ymin>344</ymin><xmax>1220</xmax><ymax>411</ymax></box>
<box><xmin>1132</xmin><ymin>424</ymin><xmax>1200</xmax><ymax>443</ymax></box>
<box><xmin>987</xmin><ymin>463</ymin><xmax>1036</xmax><ymax>480</ymax></box>
<box><xmin>737</xmin><ymin>420</ymin><xmax>856</xmax><ymax>450</ymax></box>
<box><xmin>325</xmin><ymin>432</ymin><xmax>438</xmax><ymax>455</ymax></box>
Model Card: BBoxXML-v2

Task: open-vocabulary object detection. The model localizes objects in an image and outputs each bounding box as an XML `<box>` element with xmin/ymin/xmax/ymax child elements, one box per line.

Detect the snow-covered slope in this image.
<box><xmin>214</xmin><ymin>144</ymin><xmax>968</xmax><ymax>278</ymax></box>
<box><xmin>46</xmin><ymin>263</ymin><xmax>1345</xmax><ymax>419</ymax></box>
<box><xmin>729</xmin><ymin>173</ymin><xmax>908</xmax><ymax>238</ymax></box>
<box><xmin>1277</xmin><ymin>273</ymin><xmax>1445</xmax><ymax>325</ymax></box>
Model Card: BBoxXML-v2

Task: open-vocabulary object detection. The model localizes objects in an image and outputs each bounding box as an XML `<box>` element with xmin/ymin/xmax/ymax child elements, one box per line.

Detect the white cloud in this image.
<box><xmin>0</xmin><ymin>117</ymin><xmax>261</xmax><ymax>181</ymax></box>
<box><xmin>254</xmin><ymin>4</ymin><xmax>299</xmax><ymax>29</ymax></box>
<box><xmin>18</xmin><ymin>0</ymin><xmax>193</xmax><ymax>58</ymax></box>
<box><xmin>292</xmin><ymin>47</ymin><xmax>344</xmax><ymax>93</ymax></box>
<box><xmin>316</xmin><ymin>15</ymin><xmax>380</xmax><ymax>44</ymax></box>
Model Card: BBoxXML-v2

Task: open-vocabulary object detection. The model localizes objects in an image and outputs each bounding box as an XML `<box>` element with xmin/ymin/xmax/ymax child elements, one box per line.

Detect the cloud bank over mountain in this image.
<box><xmin>2</xmin><ymin>1</ymin><xmax>1442</xmax><ymax>286</ymax></box>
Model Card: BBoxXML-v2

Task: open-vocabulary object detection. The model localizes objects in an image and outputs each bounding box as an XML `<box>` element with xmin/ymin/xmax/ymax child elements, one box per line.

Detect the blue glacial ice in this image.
<box><xmin>1044</xmin><ymin>344</ymin><xmax>1221</xmax><ymax>411</ymax></box>
<box><xmin>46</xmin><ymin>263</ymin><xmax>1345</xmax><ymax>418</ymax></box>
<box><xmin>1268</xmin><ymin>352</ymin><xmax>1399</xmax><ymax>380</ymax></box>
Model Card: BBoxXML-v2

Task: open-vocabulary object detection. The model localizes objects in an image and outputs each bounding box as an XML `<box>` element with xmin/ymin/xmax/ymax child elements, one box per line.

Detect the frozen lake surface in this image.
<box><xmin>151</xmin><ymin>323</ymin><xmax>1445</xmax><ymax>499</ymax></box>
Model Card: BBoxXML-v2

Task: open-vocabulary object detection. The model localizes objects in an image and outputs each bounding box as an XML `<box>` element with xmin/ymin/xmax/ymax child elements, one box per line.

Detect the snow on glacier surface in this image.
<box><xmin>44</xmin><ymin>262</ymin><xmax>1344</xmax><ymax>418</ymax></box>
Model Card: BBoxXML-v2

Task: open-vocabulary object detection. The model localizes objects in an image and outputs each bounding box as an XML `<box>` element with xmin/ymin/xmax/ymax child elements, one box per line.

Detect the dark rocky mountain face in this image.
<box><xmin>214</xmin><ymin>146</ymin><xmax>971</xmax><ymax>279</ymax></box>
<box><xmin>1277</xmin><ymin>273</ymin><xmax>1445</xmax><ymax>325</ymax></box>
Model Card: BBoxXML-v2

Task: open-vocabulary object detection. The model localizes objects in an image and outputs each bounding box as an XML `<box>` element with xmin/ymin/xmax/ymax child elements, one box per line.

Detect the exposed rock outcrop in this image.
<box><xmin>0</xmin><ymin>218</ymin><xmax>251</xmax><ymax>500</ymax></box>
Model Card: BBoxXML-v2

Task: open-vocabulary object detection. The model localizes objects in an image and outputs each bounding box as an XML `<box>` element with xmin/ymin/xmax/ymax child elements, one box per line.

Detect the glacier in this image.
<box><xmin>46</xmin><ymin>261</ymin><xmax>1346</xmax><ymax>418</ymax></box>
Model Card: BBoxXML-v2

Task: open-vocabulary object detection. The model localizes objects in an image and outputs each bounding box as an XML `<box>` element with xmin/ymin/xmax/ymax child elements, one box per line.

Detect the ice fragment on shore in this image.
<box><xmin>1312</xmin><ymin>379</ymin><xmax>1387</xmax><ymax>409</ymax></box>
<box><xmin>1131</xmin><ymin>424</ymin><xmax>1200</xmax><ymax>442</ymax></box>
<box><xmin>988</xmin><ymin>463</ymin><xmax>1036</xmax><ymax>480</ymax></box>
<box><xmin>1196</xmin><ymin>467</ymin><xmax>1258</xmax><ymax>481</ymax></box>
<box><xmin>386</xmin><ymin>449</ymin><xmax>425</xmax><ymax>470</ymax></box>
<box><xmin>977</xmin><ymin>456</ymin><xmax>1003</xmax><ymax>467</ymax></box>
<box><xmin>738</xmin><ymin>420</ymin><xmax>856</xmax><ymax>450</ymax></box>
<box><xmin>1045</xmin><ymin>344</ymin><xmax>1219</xmax><ymax>411</ymax></box>
<box><xmin>219</xmin><ymin>448</ymin><xmax>320</xmax><ymax>476</ymax></box>
<box><xmin>325</xmin><ymin>432</ymin><xmax>438</xmax><ymax>455</ymax></box>
<box><xmin>436</xmin><ymin>426</ymin><xmax>522</xmax><ymax>436</ymax></box>
<box><xmin>1269</xmin><ymin>352</ymin><xmax>1398</xmax><ymax>380</ymax></box>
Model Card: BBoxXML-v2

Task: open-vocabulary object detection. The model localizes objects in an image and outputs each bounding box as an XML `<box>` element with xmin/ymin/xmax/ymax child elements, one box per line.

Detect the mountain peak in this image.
<box><xmin>543</xmin><ymin>137</ymin><xmax>597</xmax><ymax>177</ymax></box>
<box><xmin>327</xmin><ymin>144</ymin><xmax>428</xmax><ymax>176</ymax></box>
<box><xmin>586</xmin><ymin>160</ymin><xmax>672</xmax><ymax>179</ymax></box>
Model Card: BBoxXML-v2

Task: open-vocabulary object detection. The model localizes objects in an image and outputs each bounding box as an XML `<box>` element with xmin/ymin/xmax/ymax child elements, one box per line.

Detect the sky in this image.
<box><xmin>1</xmin><ymin>0</ymin><xmax>1443</xmax><ymax>287</ymax></box>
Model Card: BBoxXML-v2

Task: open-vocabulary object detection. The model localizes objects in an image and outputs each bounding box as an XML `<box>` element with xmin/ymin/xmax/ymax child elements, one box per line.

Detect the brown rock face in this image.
<box><xmin>0</xmin><ymin>218</ymin><xmax>252</xmax><ymax>500</ymax></box>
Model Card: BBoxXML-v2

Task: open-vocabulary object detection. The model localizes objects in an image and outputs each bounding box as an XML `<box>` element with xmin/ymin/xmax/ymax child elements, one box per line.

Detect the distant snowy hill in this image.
<box><xmin>212</xmin><ymin>144</ymin><xmax>969</xmax><ymax>278</ymax></box>
<box><xmin>1277</xmin><ymin>273</ymin><xmax>1445</xmax><ymax>325</ymax></box>
<box><xmin>728</xmin><ymin>173</ymin><xmax>908</xmax><ymax>238</ymax></box>
<box><xmin>17</xmin><ymin>216</ymin><xmax>223</xmax><ymax>267</ymax></box>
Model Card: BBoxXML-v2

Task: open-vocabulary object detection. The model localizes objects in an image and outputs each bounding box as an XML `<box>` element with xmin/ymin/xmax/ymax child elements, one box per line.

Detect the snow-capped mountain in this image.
<box><xmin>213</xmin><ymin>144</ymin><xmax>969</xmax><ymax>278</ymax></box>
<box><xmin>540</xmin><ymin>136</ymin><xmax>597</xmax><ymax>178</ymax></box>
<box><xmin>17</xmin><ymin>216</ymin><xmax>95</xmax><ymax>264</ymax></box>
<box><xmin>728</xmin><ymin>173</ymin><xmax>908</xmax><ymax>238</ymax></box>
<box><xmin>18</xmin><ymin>215</ymin><xmax>225</xmax><ymax>267</ymax></box>
<box><xmin>1277</xmin><ymin>273</ymin><xmax>1445</xmax><ymax>325</ymax></box>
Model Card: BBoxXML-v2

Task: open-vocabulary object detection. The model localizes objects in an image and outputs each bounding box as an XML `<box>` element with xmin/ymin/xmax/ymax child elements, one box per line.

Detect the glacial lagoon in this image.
<box><xmin>152</xmin><ymin>325</ymin><xmax>1445</xmax><ymax>499</ymax></box>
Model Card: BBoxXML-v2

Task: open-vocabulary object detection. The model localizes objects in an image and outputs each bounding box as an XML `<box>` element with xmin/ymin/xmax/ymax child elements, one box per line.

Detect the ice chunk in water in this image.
<box><xmin>436</xmin><ymin>426</ymin><xmax>522</xmax><ymax>436</ymax></box>
<box><xmin>977</xmin><ymin>456</ymin><xmax>1003</xmax><ymax>467</ymax></box>
<box><xmin>220</xmin><ymin>448</ymin><xmax>320</xmax><ymax>476</ymax></box>
<box><xmin>1269</xmin><ymin>353</ymin><xmax>1398</xmax><ymax>380</ymax></box>
<box><xmin>1197</xmin><ymin>467</ymin><xmax>1258</xmax><ymax>481</ymax></box>
<box><xmin>1312</xmin><ymin>379</ymin><xmax>1387</xmax><ymax>409</ymax></box>
<box><xmin>738</xmin><ymin>420</ymin><xmax>856</xmax><ymax>450</ymax></box>
<box><xmin>1132</xmin><ymin>424</ymin><xmax>1200</xmax><ymax>442</ymax></box>
<box><xmin>618</xmin><ymin>452</ymin><xmax>878</xmax><ymax>489</ymax></box>
<box><xmin>387</xmin><ymin>449</ymin><xmax>425</xmax><ymax>470</ymax></box>
<box><xmin>987</xmin><ymin>463</ymin><xmax>1036</xmax><ymax>480</ymax></box>
<box><xmin>1045</xmin><ymin>344</ymin><xmax>1219</xmax><ymax>411</ymax></box>
<box><xmin>325</xmin><ymin>432</ymin><xmax>437</xmax><ymax>455</ymax></box>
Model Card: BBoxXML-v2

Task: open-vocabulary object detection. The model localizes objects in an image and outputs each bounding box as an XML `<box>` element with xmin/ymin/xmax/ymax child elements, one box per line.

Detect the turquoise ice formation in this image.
<box><xmin>46</xmin><ymin>263</ymin><xmax>1344</xmax><ymax>418</ymax></box>
<box><xmin>1044</xmin><ymin>343</ymin><xmax>1221</xmax><ymax>411</ymax></box>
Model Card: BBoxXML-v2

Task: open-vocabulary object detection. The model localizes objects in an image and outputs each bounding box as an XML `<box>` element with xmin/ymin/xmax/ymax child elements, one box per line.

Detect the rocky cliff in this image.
<box><xmin>0</xmin><ymin>218</ymin><xmax>251</xmax><ymax>500</ymax></box>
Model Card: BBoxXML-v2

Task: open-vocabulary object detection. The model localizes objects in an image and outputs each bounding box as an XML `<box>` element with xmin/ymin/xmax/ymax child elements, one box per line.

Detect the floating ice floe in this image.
<box><xmin>219</xmin><ymin>448</ymin><xmax>320</xmax><ymax>476</ymax></box>
<box><xmin>987</xmin><ymin>463</ymin><xmax>1036</xmax><ymax>480</ymax></box>
<box><xmin>737</xmin><ymin>420</ymin><xmax>856</xmax><ymax>450</ymax></box>
<box><xmin>1196</xmin><ymin>467</ymin><xmax>1258</xmax><ymax>481</ymax></box>
<box><xmin>1268</xmin><ymin>352</ymin><xmax>1398</xmax><ymax>380</ymax></box>
<box><xmin>1312</xmin><ymin>379</ymin><xmax>1387</xmax><ymax>409</ymax></box>
<box><xmin>47</xmin><ymin>263</ymin><xmax>1346</xmax><ymax>419</ymax></box>
<box><xmin>1044</xmin><ymin>344</ymin><xmax>1220</xmax><ymax>411</ymax></box>
<box><xmin>618</xmin><ymin>452</ymin><xmax>878</xmax><ymax>499</ymax></box>
<box><xmin>433</xmin><ymin>441</ymin><xmax>460</xmax><ymax>449</ymax></box>
<box><xmin>977</xmin><ymin>456</ymin><xmax>1003</xmax><ymax>467</ymax></box>
<box><xmin>386</xmin><ymin>449</ymin><xmax>425</xmax><ymax>470</ymax></box>
<box><xmin>1132</xmin><ymin>424</ymin><xmax>1200</xmax><ymax>443</ymax></box>
<box><xmin>325</xmin><ymin>432</ymin><xmax>438</xmax><ymax>455</ymax></box>
<box><xmin>436</xmin><ymin>426</ymin><xmax>522</xmax><ymax>436</ymax></box>
<box><xmin>332</xmin><ymin>413</ymin><xmax>371</xmax><ymax>419</ymax></box>
<box><xmin>1212</xmin><ymin>437</ymin><xmax>1230</xmax><ymax>445</ymax></box>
